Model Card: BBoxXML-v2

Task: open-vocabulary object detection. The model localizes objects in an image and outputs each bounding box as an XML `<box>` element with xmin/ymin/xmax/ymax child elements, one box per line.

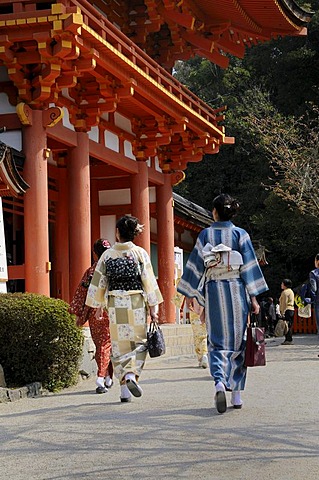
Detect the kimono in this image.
<box><xmin>177</xmin><ymin>221</ymin><xmax>268</xmax><ymax>391</ymax></box>
<box><xmin>86</xmin><ymin>242</ymin><xmax>163</xmax><ymax>381</ymax></box>
<box><xmin>172</xmin><ymin>289</ymin><xmax>208</xmax><ymax>364</ymax></box>
<box><xmin>69</xmin><ymin>263</ymin><xmax>113</xmax><ymax>379</ymax></box>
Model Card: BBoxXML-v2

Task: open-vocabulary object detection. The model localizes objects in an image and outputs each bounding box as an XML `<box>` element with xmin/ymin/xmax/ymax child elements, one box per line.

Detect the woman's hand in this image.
<box><xmin>95</xmin><ymin>306</ymin><xmax>104</xmax><ymax>320</ymax></box>
<box><xmin>149</xmin><ymin>306</ymin><xmax>158</xmax><ymax>322</ymax></box>
<box><xmin>251</xmin><ymin>296</ymin><xmax>260</xmax><ymax>315</ymax></box>
<box><xmin>186</xmin><ymin>297</ymin><xmax>195</xmax><ymax>312</ymax></box>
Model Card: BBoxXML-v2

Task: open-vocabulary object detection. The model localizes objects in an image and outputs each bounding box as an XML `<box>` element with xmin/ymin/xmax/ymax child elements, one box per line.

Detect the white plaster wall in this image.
<box><xmin>99</xmin><ymin>189</ymin><xmax>131</xmax><ymax>206</ymax></box>
<box><xmin>62</xmin><ymin>107</ymin><xmax>75</xmax><ymax>131</ymax></box>
<box><xmin>0</xmin><ymin>130</ymin><xmax>22</xmax><ymax>151</ymax></box>
<box><xmin>149</xmin><ymin>186</ymin><xmax>156</xmax><ymax>203</ymax></box>
<box><xmin>150</xmin><ymin>217</ymin><xmax>157</xmax><ymax>235</ymax></box>
<box><xmin>100</xmin><ymin>215</ymin><xmax>117</xmax><ymax>244</ymax></box>
<box><xmin>104</xmin><ymin>130</ymin><xmax>119</xmax><ymax>152</ymax></box>
<box><xmin>0</xmin><ymin>92</ymin><xmax>16</xmax><ymax>114</ymax></box>
<box><xmin>101</xmin><ymin>112</ymin><xmax>109</xmax><ymax>122</ymax></box>
<box><xmin>88</xmin><ymin>126</ymin><xmax>99</xmax><ymax>143</ymax></box>
<box><xmin>124</xmin><ymin>140</ymin><xmax>135</xmax><ymax>159</ymax></box>
<box><xmin>154</xmin><ymin>156</ymin><xmax>162</xmax><ymax>172</ymax></box>
<box><xmin>114</xmin><ymin>112</ymin><xmax>133</xmax><ymax>134</ymax></box>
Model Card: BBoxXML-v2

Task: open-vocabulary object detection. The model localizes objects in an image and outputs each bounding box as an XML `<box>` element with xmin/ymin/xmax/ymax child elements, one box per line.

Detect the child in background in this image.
<box><xmin>189</xmin><ymin>298</ymin><xmax>208</xmax><ymax>368</ymax></box>
<box><xmin>172</xmin><ymin>287</ymin><xmax>208</xmax><ymax>368</ymax></box>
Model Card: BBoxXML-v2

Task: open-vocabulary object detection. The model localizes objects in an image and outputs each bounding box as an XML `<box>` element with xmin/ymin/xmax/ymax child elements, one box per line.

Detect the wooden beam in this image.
<box><xmin>90</xmin><ymin>164</ymin><xmax>129</xmax><ymax>178</ymax></box>
<box><xmin>99</xmin><ymin>203</ymin><xmax>157</xmax><ymax>215</ymax></box>
<box><xmin>8</xmin><ymin>264</ymin><xmax>25</xmax><ymax>280</ymax></box>
<box><xmin>95</xmin><ymin>177</ymin><xmax>131</xmax><ymax>190</ymax></box>
<box><xmin>89</xmin><ymin>140</ymin><xmax>139</xmax><ymax>174</ymax></box>
<box><xmin>0</xmin><ymin>113</ymin><xmax>21</xmax><ymax>130</ymax></box>
<box><xmin>47</xmin><ymin>122</ymin><xmax>78</xmax><ymax>147</ymax></box>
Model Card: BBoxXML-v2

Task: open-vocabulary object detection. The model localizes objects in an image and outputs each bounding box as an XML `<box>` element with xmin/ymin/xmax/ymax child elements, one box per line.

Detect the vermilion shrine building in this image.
<box><xmin>0</xmin><ymin>0</ymin><xmax>311</xmax><ymax>323</ymax></box>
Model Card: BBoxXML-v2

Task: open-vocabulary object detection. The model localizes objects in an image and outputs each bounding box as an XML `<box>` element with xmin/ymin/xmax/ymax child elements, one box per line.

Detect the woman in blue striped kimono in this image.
<box><xmin>177</xmin><ymin>194</ymin><xmax>268</xmax><ymax>414</ymax></box>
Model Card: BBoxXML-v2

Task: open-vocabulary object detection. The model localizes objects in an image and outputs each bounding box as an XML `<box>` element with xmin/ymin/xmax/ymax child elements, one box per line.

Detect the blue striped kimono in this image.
<box><xmin>177</xmin><ymin>221</ymin><xmax>268</xmax><ymax>391</ymax></box>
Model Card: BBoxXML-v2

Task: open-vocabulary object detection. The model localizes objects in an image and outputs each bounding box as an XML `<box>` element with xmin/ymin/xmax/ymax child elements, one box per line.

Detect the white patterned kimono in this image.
<box><xmin>177</xmin><ymin>221</ymin><xmax>268</xmax><ymax>391</ymax></box>
<box><xmin>86</xmin><ymin>241</ymin><xmax>163</xmax><ymax>381</ymax></box>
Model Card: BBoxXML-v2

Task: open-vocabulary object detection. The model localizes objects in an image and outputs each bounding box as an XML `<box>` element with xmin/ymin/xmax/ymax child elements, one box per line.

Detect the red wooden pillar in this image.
<box><xmin>68</xmin><ymin>132</ymin><xmax>91</xmax><ymax>297</ymax></box>
<box><xmin>130</xmin><ymin>161</ymin><xmax>150</xmax><ymax>255</ymax></box>
<box><xmin>156</xmin><ymin>174</ymin><xmax>176</xmax><ymax>324</ymax></box>
<box><xmin>23</xmin><ymin>110</ymin><xmax>50</xmax><ymax>296</ymax></box>
<box><xmin>91</xmin><ymin>178</ymin><xmax>100</xmax><ymax>246</ymax></box>
<box><xmin>55</xmin><ymin>167</ymin><xmax>69</xmax><ymax>301</ymax></box>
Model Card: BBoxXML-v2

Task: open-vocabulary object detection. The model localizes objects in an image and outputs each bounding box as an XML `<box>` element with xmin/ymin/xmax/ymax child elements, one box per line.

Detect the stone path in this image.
<box><xmin>1</xmin><ymin>334</ymin><xmax>319</xmax><ymax>479</ymax></box>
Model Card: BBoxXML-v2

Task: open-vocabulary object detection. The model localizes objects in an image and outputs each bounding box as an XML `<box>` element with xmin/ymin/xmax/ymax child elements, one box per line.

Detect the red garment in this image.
<box><xmin>69</xmin><ymin>263</ymin><xmax>113</xmax><ymax>378</ymax></box>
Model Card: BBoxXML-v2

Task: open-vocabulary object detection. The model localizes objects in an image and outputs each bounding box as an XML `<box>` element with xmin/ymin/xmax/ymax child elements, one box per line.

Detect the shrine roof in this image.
<box><xmin>0</xmin><ymin>0</ymin><xmax>313</xmax><ymax>173</ymax></box>
<box><xmin>173</xmin><ymin>192</ymin><xmax>213</xmax><ymax>230</ymax></box>
<box><xmin>88</xmin><ymin>0</ymin><xmax>313</xmax><ymax>69</ymax></box>
<box><xmin>0</xmin><ymin>141</ymin><xmax>29</xmax><ymax>197</ymax></box>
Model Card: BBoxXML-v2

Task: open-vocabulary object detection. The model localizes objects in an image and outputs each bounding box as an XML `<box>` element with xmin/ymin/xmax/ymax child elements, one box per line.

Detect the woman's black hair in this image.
<box><xmin>315</xmin><ymin>253</ymin><xmax>319</xmax><ymax>261</ymax></box>
<box><xmin>116</xmin><ymin>215</ymin><xmax>144</xmax><ymax>242</ymax></box>
<box><xmin>93</xmin><ymin>238</ymin><xmax>110</xmax><ymax>259</ymax></box>
<box><xmin>282</xmin><ymin>278</ymin><xmax>292</xmax><ymax>288</ymax></box>
<box><xmin>212</xmin><ymin>194</ymin><xmax>240</xmax><ymax>221</ymax></box>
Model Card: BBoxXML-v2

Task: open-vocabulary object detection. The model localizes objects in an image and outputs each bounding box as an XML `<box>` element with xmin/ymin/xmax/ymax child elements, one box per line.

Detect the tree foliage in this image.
<box><xmin>173</xmin><ymin>4</ymin><xmax>319</xmax><ymax>294</ymax></box>
<box><xmin>247</xmin><ymin>97</ymin><xmax>319</xmax><ymax>219</ymax></box>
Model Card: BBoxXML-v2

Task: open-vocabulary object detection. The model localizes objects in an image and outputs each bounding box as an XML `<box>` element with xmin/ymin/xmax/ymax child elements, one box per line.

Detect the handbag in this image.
<box><xmin>147</xmin><ymin>320</ymin><xmax>166</xmax><ymax>358</ymax></box>
<box><xmin>244</xmin><ymin>317</ymin><xmax>266</xmax><ymax>367</ymax></box>
<box><xmin>274</xmin><ymin>318</ymin><xmax>289</xmax><ymax>337</ymax></box>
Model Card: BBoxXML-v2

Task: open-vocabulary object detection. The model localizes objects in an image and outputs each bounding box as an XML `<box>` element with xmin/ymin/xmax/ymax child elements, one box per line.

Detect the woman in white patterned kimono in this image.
<box><xmin>86</xmin><ymin>216</ymin><xmax>163</xmax><ymax>403</ymax></box>
<box><xmin>177</xmin><ymin>194</ymin><xmax>268</xmax><ymax>414</ymax></box>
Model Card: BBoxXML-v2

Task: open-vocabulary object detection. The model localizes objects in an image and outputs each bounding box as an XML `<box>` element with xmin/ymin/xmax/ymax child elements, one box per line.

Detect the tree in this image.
<box><xmin>172</xmin><ymin>6</ymin><xmax>319</xmax><ymax>293</ymax></box>
<box><xmin>247</xmin><ymin>93</ymin><xmax>319</xmax><ymax>220</ymax></box>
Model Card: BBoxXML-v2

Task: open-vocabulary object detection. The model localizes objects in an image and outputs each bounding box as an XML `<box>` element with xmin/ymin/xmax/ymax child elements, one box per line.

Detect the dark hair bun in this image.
<box><xmin>116</xmin><ymin>215</ymin><xmax>144</xmax><ymax>241</ymax></box>
<box><xmin>212</xmin><ymin>194</ymin><xmax>239</xmax><ymax>221</ymax></box>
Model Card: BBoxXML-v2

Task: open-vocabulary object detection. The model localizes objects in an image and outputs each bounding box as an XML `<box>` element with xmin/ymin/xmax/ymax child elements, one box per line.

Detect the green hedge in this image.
<box><xmin>0</xmin><ymin>293</ymin><xmax>83</xmax><ymax>392</ymax></box>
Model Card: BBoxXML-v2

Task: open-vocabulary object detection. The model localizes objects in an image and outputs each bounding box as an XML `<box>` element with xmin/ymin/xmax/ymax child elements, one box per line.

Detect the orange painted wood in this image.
<box><xmin>90</xmin><ymin>179</ymin><xmax>100</xmax><ymax>247</ymax></box>
<box><xmin>0</xmin><ymin>113</ymin><xmax>21</xmax><ymax>130</ymax></box>
<box><xmin>89</xmin><ymin>141</ymin><xmax>139</xmax><ymax>174</ymax></box>
<box><xmin>23</xmin><ymin>110</ymin><xmax>50</xmax><ymax>296</ymax></box>
<box><xmin>293</xmin><ymin>308</ymin><xmax>317</xmax><ymax>334</ymax></box>
<box><xmin>130</xmin><ymin>161</ymin><xmax>150</xmax><ymax>255</ymax></box>
<box><xmin>54</xmin><ymin>167</ymin><xmax>70</xmax><ymax>301</ymax></box>
<box><xmin>156</xmin><ymin>174</ymin><xmax>176</xmax><ymax>324</ymax></box>
<box><xmin>47</xmin><ymin>122</ymin><xmax>78</xmax><ymax>147</ymax></box>
<box><xmin>8</xmin><ymin>264</ymin><xmax>25</xmax><ymax>280</ymax></box>
<box><xmin>68</xmin><ymin>132</ymin><xmax>92</xmax><ymax>297</ymax></box>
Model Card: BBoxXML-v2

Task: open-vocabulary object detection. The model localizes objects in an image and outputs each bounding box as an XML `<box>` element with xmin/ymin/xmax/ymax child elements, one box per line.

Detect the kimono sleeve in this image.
<box><xmin>69</xmin><ymin>266</ymin><xmax>92</xmax><ymax>317</ymax></box>
<box><xmin>138</xmin><ymin>248</ymin><xmax>163</xmax><ymax>306</ymax></box>
<box><xmin>176</xmin><ymin>230</ymin><xmax>206</xmax><ymax>306</ymax></box>
<box><xmin>86</xmin><ymin>253</ymin><xmax>108</xmax><ymax>308</ymax></box>
<box><xmin>238</xmin><ymin>230</ymin><xmax>268</xmax><ymax>297</ymax></box>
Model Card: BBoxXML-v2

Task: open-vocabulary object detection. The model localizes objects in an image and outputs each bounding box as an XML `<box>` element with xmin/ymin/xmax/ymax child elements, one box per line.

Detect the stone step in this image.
<box><xmin>161</xmin><ymin>324</ymin><xmax>195</xmax><ymax>357</ymax></box>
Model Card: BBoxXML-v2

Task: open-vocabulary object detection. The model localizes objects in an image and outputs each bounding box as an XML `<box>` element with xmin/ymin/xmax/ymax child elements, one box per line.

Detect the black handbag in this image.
<box><xmin>147</xmin><ymin>320</ymin><xmax>166</xmax><ymax>357</ymax></box>
<box><xmin>244</xmin><ymin>315</ymin><xmax>266</xmax><ymax>367</ymax></box>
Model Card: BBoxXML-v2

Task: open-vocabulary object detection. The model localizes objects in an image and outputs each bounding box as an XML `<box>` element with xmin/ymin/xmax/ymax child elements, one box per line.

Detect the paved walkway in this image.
<box><xmin>1</xmin><ymin>334</ymin><xmax>319</xmax><ymax>480</ymax></box>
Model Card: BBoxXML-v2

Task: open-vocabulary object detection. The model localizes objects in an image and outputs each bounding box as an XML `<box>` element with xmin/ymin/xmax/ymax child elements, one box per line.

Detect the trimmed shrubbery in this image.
<box><xmin>0</xmin><ymin>293</ymin><xmax>83</xmax><ymax>392</ymax></box>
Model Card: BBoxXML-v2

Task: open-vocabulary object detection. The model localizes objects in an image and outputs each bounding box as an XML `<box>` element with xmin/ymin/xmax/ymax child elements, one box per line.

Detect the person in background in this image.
<box><xmin>279</xmin><ymin>279</ymin><xmax>295</xmax><ymax>345</ymax></box>
<box><xmin>177</xmin><ymin>194</ymin><xmax>268</xmax><ymax>414</ymax></box>
<box><xmin>86</xmin><ymin>216</ymin><xmax>163</xmax><ymax>403</ymax></box>
<box><xmin>69</xmin><ymin>238</ymin><xmax>113</xmax><ymax>394</ymax></box>
<box><xmin>172</xmin><ymin>289</ymin><xmax>208</xmax><ymax>369</ymax></box>
<box><xmin>189</xmin><ymin>299</ymin><xmax>208</xmax><ymax>369</ymax></box>
<box><xmin>264</xmin><ymin>297</ymin><xmax>277</xmax><ymax>336</ymax></box>
<box><xmin>309</xmin><ymin>253</ymin><xmax>319</xmax><ymax>355</ymax></box>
